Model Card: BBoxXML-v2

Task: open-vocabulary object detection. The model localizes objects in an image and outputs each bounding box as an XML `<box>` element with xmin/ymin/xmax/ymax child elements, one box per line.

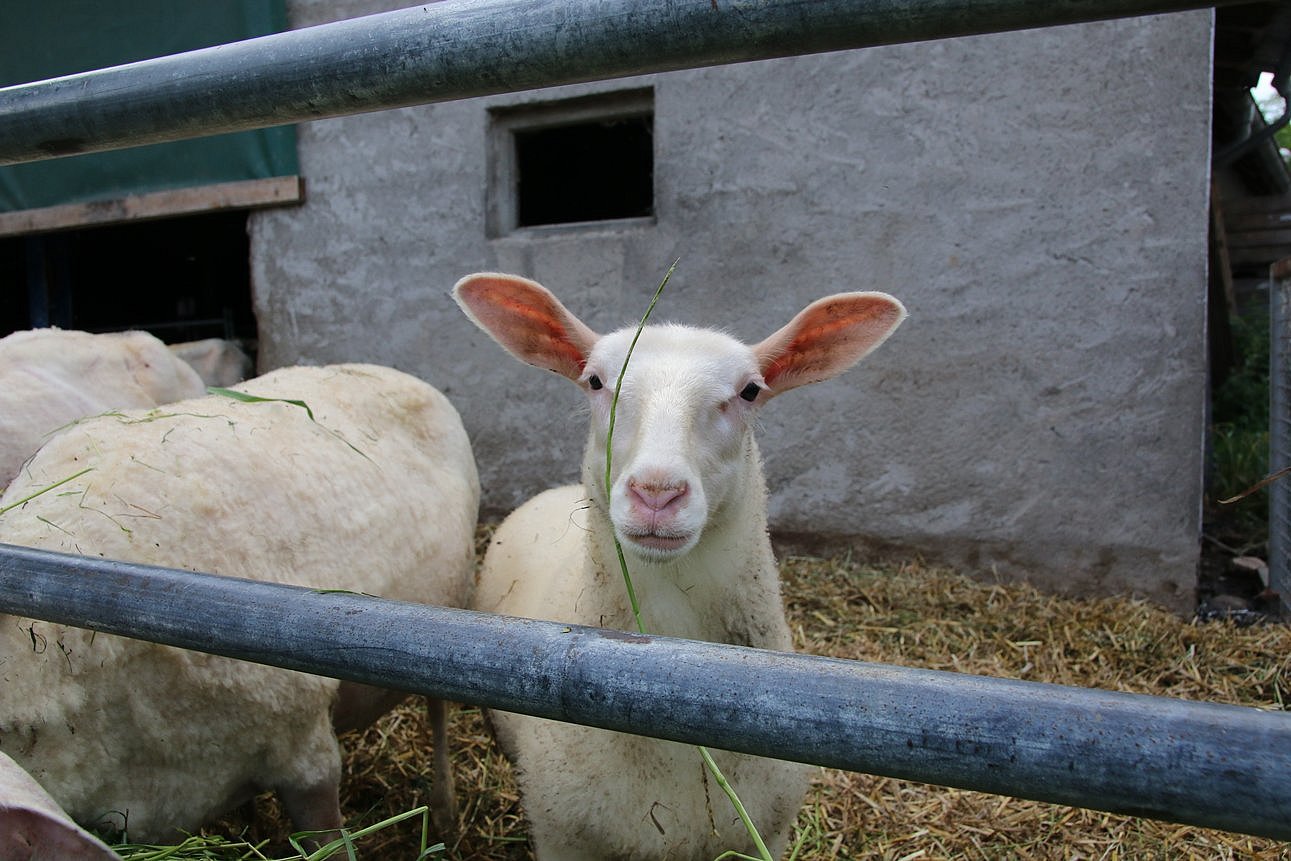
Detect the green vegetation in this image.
<box><xmin>1274</xmin><ymin>122</ymin><xmax>1291</xmax><ymax>164</ymax></box>
<box><xmin>1210</xmin><ymin>307</ymin><xmax>1271</xmax><ymax>548</ymax></box>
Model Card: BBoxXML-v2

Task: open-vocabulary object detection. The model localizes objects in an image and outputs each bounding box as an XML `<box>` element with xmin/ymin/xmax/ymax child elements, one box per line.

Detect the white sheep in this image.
<box><xmin>454</xmin><ymin>273</ymin><xmax>906</xmax><ymax>860</ymax></box>
<box><xmin>0</xmin><ymin>328</ymin><xmax>208</xmax><ymax>489</ymax></box>
<box><xmin>167</xmin><ymin>337</ymin><xmax>254</xmax><ymax>388</ymax></box>
<box><xmin>0</xmin><ymin>363</ymin><xmax>479</xmax><ymax>844</ymax></box>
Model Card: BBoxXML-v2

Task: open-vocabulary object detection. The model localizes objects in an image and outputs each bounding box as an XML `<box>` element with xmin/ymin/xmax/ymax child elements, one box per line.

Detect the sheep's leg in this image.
<box><xmin>426</xmin><ymin>697</ymin><xmax>459</xmax><ymax>841</ymax></box>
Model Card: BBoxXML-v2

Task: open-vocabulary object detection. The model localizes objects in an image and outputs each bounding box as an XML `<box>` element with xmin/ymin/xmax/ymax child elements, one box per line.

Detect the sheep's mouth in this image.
<box><xmin>623</xmin><ymin>530</ymin><xmax>691</xmax><ymax>555</ymax></box>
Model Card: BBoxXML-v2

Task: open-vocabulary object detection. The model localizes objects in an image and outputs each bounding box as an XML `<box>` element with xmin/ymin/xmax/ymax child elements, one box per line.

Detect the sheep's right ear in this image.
<box><xmin>453</xmin><ymin>273</ymin><xmax>600</xmax><ymax>381</ymax></box>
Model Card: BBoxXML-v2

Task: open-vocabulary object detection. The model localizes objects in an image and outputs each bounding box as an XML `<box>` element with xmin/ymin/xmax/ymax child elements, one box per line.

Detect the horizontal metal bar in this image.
<box><xmin>0</xmin><ymin>542</ymin><xmax>1288</xmax><ymax>841</ymax></box>
<box><xmin>0</xmin><ymin>0</ymin><xmax>1244</xmax><ymax>166</ymax></box>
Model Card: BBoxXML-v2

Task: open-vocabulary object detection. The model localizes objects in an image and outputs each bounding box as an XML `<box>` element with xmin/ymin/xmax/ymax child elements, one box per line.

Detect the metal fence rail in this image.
<box><xmin>1</xmin><ymin>542</ymin><xmax>1288</xmax><ymax>841</ymax></box>
<box><xmin>0</xmin><ymin>0</ymin><xmax>1249</xmax><ymax>166</ymax></box>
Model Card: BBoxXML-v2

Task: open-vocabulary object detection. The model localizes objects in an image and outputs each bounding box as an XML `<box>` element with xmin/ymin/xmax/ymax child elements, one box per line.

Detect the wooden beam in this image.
<box><xmin>0</xmin><ymin>175</ymin><xmax>304</xmax><ymax>237</ymax></box>
<box><xmin>1211</xmin><ymin>182</ymin><xmax>1237</xmax><ymax>312</ymax></box>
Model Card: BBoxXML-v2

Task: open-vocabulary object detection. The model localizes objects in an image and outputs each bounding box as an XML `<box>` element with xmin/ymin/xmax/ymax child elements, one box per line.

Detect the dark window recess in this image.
<box><xmin>515</xmin><ymin>116</ymin><xmax>653</xmax><ymax>227</ymax></box>
<box><xmin>1</xmin><ymin>211</ymin><xmax>256</xmax><ymax>352</ymax></box>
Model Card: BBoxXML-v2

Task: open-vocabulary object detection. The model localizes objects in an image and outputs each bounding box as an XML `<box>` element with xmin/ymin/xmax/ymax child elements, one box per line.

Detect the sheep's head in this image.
<box><xmin>453</xmin><ymin>273</ymin><xmax>905</xmax><ymax>562</ymax></box>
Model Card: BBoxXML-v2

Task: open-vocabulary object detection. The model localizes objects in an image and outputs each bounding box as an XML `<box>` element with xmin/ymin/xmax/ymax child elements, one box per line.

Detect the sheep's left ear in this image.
<box><xmin>753</xmin><ymin>292</ymin><xmax>906</xmax><ymax>396</ymax></box>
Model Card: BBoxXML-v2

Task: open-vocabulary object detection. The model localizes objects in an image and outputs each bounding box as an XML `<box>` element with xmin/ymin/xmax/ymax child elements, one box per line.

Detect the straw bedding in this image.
<box><xmin>144</xmin><ymin>548</ymin><xmax>1290</xmax><ymax>859</ymax></box>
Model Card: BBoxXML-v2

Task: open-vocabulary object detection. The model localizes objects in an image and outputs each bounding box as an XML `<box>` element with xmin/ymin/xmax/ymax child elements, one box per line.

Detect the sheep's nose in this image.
<box><xmin>628</xmin><ymin>478</ymin><xmax>688</xmax><ymax>512</ymax></box>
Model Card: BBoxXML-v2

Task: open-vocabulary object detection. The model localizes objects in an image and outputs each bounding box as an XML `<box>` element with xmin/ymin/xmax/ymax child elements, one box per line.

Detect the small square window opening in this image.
<box><xmin>488</xmin><ymin>89</ymin><xmax>655</xmax><ymax>236</ymax></box>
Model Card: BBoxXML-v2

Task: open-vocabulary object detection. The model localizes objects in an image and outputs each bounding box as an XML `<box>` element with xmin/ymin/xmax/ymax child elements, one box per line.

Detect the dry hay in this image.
<box><xmin>171</xmin><ymin>552</ymin><xmax>1290</xmax><ymax>859</ymax></box>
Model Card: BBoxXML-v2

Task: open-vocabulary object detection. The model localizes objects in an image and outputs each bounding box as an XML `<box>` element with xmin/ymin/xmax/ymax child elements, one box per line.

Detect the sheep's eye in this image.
<box><xmin>739</xmin><ymin>382</ymin><xmax>761</xmax><ymax>402</ymax></box>
<box><xmin>588</xmin><ymin>375</ymin><xmax>604</xmax><ymax>391</ymax></box>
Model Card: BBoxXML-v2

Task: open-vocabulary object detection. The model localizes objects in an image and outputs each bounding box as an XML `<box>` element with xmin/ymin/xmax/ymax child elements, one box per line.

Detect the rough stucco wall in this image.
<box><xmin>252</xmin><ymin>1</ymin><xmax>1213</xmax><ymax>611</ymax></box>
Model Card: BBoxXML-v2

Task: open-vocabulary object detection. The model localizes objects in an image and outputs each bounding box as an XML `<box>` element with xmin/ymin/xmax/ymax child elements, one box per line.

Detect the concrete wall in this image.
<box><xmin>252</xmin><ymin>0</ymin><xmax>1214</xmax><ymax>611</ymax></box>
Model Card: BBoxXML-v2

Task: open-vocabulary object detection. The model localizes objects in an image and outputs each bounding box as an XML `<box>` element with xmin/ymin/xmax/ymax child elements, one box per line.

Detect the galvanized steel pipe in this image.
<box><xmin>0</xmin><ymin>0</ymin><xmax>1248</xmax><ymax>165</ymax></box>
<box><xmin>0</xmin><ymin>542</ymin><xmax>1288</xmax><ymax>840</ymax></box>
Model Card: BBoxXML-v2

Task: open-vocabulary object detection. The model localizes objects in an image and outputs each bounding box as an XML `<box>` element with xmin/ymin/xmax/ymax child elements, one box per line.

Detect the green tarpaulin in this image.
<box><xmin>0</xmin><ymin>1</ymin><xmax>297</xmax><ymax>214</ymax></box>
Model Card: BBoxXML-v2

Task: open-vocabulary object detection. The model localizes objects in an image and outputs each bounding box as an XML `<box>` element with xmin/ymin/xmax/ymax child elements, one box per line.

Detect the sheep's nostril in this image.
<box><xmin>629</xmin><ymin>479</ymin><xmax>688</xmax><ymax>512</ymax></box>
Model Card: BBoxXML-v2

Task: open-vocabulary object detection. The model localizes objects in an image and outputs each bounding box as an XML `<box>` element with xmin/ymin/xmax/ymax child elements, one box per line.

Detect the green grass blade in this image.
<box><xmin>605</xmin><ymin>258</ymin><xmax>676</xmax><ymax>635</ymax></box>
<box><xmin>0</xmin><ymin>467</ymin><xmax>93</xmax><ymax>516</ymax></box>
<box><xmin>208</xmin><ymin>387</ymin><xmax>315</xmax><ymax>422</ymax></box>
<box><xmin>300</xmin><ymin>806</ymin><xmax>435</xmax><ymax>860</ymax></box>
<box><xmin>603</xmin><ymin>260</ymin><xmax>773</xmax><ymax>861</ymax></box>
<box><xmin>207</xmin><ymin>387</ymin><xmax>372</xmax><ymax>463</ymax></box>
<box><xmin>700</xmin><ymin>745</ymin><xmax>773</xmax><ymax>861</ymax></box>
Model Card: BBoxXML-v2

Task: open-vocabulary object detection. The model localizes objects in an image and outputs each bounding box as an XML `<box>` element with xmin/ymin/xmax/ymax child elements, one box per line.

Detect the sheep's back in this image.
<box><xmin>1</xmin><ymin>362</ymin><xmax>478</xmax><ymax>603</ymax></box>
<box><xmin>0</xmin><ymin>329</ymin><xmax>207</xmax><ymax>488</ymax></box>
<box><xmin>0</xmin><ymin>362</ymin><xmax>479</xmax><ymax>839</ymax></box>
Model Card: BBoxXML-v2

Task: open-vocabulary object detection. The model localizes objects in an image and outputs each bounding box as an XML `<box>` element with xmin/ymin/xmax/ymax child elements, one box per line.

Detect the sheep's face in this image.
<box><xmin>453</xmin><ymin>271</ymin><xmax>907</xmax><ymax>562</ymax></box>
<box><xmin>579</xmin><ymin>325</ymin><xmax>767</xmax><ymax>561</ymax></box>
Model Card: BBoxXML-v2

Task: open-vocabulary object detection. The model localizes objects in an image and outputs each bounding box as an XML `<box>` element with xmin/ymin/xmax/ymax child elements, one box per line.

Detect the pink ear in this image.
<box><xmin>453</xmin><ymin>273</ymin><xmax>599</xmax><ymax>381</ymax></box>
<box><xmin>0</xmin><ymin>751</ymin><xmax>119</xmax><ymax>861</ymax></box>
<box><xmin>754</xmin><ymin>292</ymin><xmax>906</xmax><ymax>394</ymax></box>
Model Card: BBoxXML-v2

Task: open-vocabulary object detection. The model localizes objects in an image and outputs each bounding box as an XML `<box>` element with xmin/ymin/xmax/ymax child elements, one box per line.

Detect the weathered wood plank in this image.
<box><xmin>0</xmin><ymin>175</ymin><xmax>304</xmax><ymax>236</ymax></box>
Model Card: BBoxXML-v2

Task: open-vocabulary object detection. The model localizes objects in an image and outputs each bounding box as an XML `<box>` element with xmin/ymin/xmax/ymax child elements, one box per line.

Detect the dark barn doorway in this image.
<box><xmin>1</xmin><ymin>212</ymin><xmax>256</xmax><ymax>359</ymax></box>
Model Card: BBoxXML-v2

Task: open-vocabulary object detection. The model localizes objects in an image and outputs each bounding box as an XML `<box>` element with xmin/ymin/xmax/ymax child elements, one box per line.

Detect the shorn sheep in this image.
<box><xmin>167</xmin><ymin>337</ymin><xmax>254</xmax><ymax>388</ymax></box>
<box><xmin>0</xmin><ymin>364</ymin><xmax>479</xmax><ymax>844</ymax></box>
<box><xmin>0</xmin><ymin>328</ymin><xmax>208</xmax><ymax>488</ymax></box>
<box><xmin>454</xmin><ymin>273</ymin><xmax>906</xmax><ymax>860</ymax></box>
